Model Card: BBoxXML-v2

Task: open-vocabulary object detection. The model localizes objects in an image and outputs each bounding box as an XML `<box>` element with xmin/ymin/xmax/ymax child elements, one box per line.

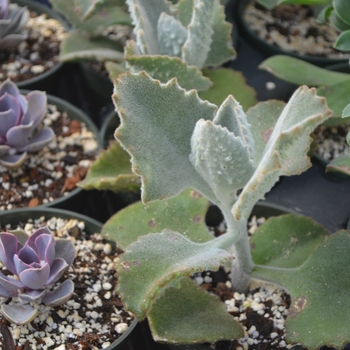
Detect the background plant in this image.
<box><xmin>0</xmin><ymin>79</ymin><xmax>54</xmax><ymax>168</ymax></box>
<box><xmin>0</xmin><ymin>0</ymin><xmax>29</xmax><ymax>49</ymax></box>
<box><xmin>0</xmin><ymin>226</ymin><xmax>75</xmax><ymax>325</ymax></box>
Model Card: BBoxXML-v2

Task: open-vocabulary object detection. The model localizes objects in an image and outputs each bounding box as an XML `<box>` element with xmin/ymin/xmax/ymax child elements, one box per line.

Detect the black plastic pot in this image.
<box><xmin>235</xmin><ymin>0</ymin><xmax>349</xmax><ymax>67</ymax></box>
<box><xmin>16</xmin><ymin>91</ymin><xmax>102</xmax><ymax>212</ymax></box>
<box><xmin>10</xmin><ymin>0</ymin><xmax>70</xmax><ymax>92</ymax></box>
<box><xmin>0</xmin><ymin>207</ymin><xmax>141</xmax><ymax>350</ymax></box>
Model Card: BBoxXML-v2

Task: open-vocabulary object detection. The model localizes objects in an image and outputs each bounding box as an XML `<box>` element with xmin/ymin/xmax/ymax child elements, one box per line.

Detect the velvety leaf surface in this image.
<box><xmin>105</xmin><ymin>61</ymin><xmax>126</xmax><ymax>81</ymax></box>
<box><xmin>116</xmin><ymin>230</ymin><xmax>232</xmax><ymax>319</ymax></box>
<box><xmin>148</xmin><ymin>277</ymin><xmax>244</xmax><ymax>343</ymax></box>
<box><xmin>77</xmin><ymin>141</ymin><xmax>141</xmax><ymax>192</ymax></box>
<box><xmin>176</xmin><ymin>0</ymin><xmax>194</xmax><ymax>27</ymax></box>
<box><xmin>259</xmin><ymin>55</ymin><xmax>350</xmax><ymax>86</ymax></box>
<box><xmin>198</xmin><ymin>68</ymin><xmax>257</xmax><ymax>109</ymax></box>
<box><xmin>127</xmin><ymin>0</ymin><xmax>175</xmax><ymax>55</ymax></box>
<box><xmin>75</xmin><ymin>0</ymin><xmax>128</xmax><ymax>21</ymax></box>
<box><xmin>114</xmin><ymin>72</ymin><xmax>217</xmax><ymax>203</ymax></box>
<box><xmin>233</xmin><ymin>87</ymin><xmax>332</xmax><ymax>220</ymax></box>
<box><xmin>181</xmin><ymin>0</ymin><xmax>214</xmax><ymax>69</ymax></box>
<box><xmin>203</xmin><ymin>0</ymin><xmax>236</xmax><ymax>67</ymax></box>
<box><xmin>254</xmin><ymin>231</ymin><xmax>350</xmax><ymax>350</ymax></box>
<box><xmin>125</xmin><ymin>55</ymin><xmax>212</xmax><ymax>91</ymax></box>
<box><xmin>246</xmin><ymin>100</ymin><xmax>285</xmax><ymax>165</ymax></box>
<box><xmin>59</xmin><ymin>30</ymin><xmax>124</xmax><ymax>62</ymax></box>
<box><xmin>102</xmin><ymin>189</ymin><xmax>212</xmax><ymax>250</ymax></box>
<box><xmin>251</xmin><ymin>215</ymin><xmax>328</xmax><ymax>268</ymax></box>
<box><xmin>51</xmin><ymin>0</ymin><xmax>131</xmax><ymax>34</ymax></box>
<box><xmin>326</xmin><ymin>154</ymin><xmax>350</xmax><ymax>175</ymax></box>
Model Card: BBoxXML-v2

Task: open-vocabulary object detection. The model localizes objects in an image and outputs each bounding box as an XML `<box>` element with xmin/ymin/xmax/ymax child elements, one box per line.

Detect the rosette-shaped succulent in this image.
<box><xmin>0</xmin><ymin>78</ymin><xmax>54</xmax><ymax>168</ymax></box>
<box><xmin>0</xmin><ymin>0</ymin><xmax>29</xmax><ymax>49</ymax></box>
<box><xmin>0</xmin><ymin>226</ymin><xmax>75</xmax><ymax>324</ymax></box>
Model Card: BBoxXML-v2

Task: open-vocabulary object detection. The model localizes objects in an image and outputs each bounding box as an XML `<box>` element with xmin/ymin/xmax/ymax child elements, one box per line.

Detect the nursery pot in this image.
<box><xmin>7</xmin><ymin>0</ymin><xmax>69</xmax><ymax>92</ymax></box>
<box><xmin>0</xmin><ymin>207</ymin><xmax>141</xmax><ymax>350</ymax></box>
<box><xmin>8</xmin><ymin>91</ymin><xmax>102</xmax><ymax>212</ymax></box>
<box><xmin>236</xmin><ymin>0</ymin><xmax>349</xmax><ymax>67</ymax></box>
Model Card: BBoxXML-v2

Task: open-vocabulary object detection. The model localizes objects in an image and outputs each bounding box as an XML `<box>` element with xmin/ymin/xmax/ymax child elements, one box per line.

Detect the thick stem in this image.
<box><xmin>223</xmin><ymin>210</ymin><xmax>254</xmax><ymax>293</ymax></box>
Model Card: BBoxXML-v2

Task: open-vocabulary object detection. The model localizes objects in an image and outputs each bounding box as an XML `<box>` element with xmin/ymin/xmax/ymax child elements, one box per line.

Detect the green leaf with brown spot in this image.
<box><xmin>102</xmin><ymin>189</ymin><xmax>212</xmax><ymax>249</ymax></box>
<box><xmin>148</xmin><ymin>277</ymin><xmax>244</xmax><ymax>343</ymax></box>
<box><xmin>116</xmin><ymin>230</ymin><xmax>232</xmax><ymax>320</ymax></box>
<box><xmin>251</xmin><ymin>215</ymin><xmax>329</xmax><ymax>269</ymax></box>
<box><xmin>77</xmin><ymin>141</ymin><xmax>140</xmax><ymax>192</ymax></box>
<box><xmin>326</xmin><ymin>154</ymin><xmax>350</xmax><ymax>175</ymax></box>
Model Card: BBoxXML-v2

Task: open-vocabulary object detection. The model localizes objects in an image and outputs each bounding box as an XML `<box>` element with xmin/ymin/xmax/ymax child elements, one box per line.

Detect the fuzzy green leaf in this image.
<box><xmin>259</xmin><ymin>55</ymin><xmax>350</xmax><ymax>86</ymax></box>
<box><xmin>114</xmin><ymin>72</ymin><xmax>217</xmax><ymax>203</ymax></box>
<box><xmin>317</xmin><ymin>80</ymin><xmax>350</xmax><ymax>117</ymax></box>
<box><xmin>326</xmin><ymin>154</ymin><xmax>350</xmax><ymax>175</ymax></box>
<box><xmin>59</xmin><ymin>30</ymin><xmax>124</xmax><ymax>62</ymax></box>
<box><xmin>233</xmin><ymin>86</ymin><xmax>332</xmax><ymax>220</ymax></box>
<box><xmin>116</xmin><ymin>230</ymin><xmax>232</xmax><ymax>319</ymax></box>
<box><xmin>76</xmin><ymin>0</ymin><xmax>128</xmax><ymax>21</ymax></box>
<box><xmin>203</xmin><ymin>0</ymin><xmax>236</xmax><ymax>67</ymax></box>
<box><xmin>343</xmin><ymin>103</ymin><xmax>350</xmax><ymax>118</ymax></box>
<box><xmin>176</xmin><ymin>0</ymin><xmax>194</xmax><ymax>27</ymax></box>
<box><xmin>51</xmin><ymin>0</ymin><xmax>131</xmax><ymax>35</ymax></box>
<box><xmin>190</xmin><ymin>119</ymin><xmax>255</xmax><ymax>208</ymax></box>
<box><xmin>334</xmin><ymin>29</ymin><xmax>350</xmax><ymax>51</ymax></box>
<box><xmin>127</xmin><ymin>0</ymin><xmax>175</xmax><ymax>54</ymax></box>
<box><xmin>182</xmin><ymin>0</ymin><xmax>215</xmax><ymax>69</ymax></box>
<box><xmin>148</xmin><ymin>277</ymin><xmax>244</xmax><ymax>343</ymax></box>
<box><xmin>105</xmin><ymin>61</ymin><xmax>126</xmax><ymax>80</ymax></box>
<box><xmin>251</xmin><ymin>215</ymin><xmax>329</xmax><ymax>269</ymax></box>
<box><xmin>253</xmin><ymin>231</ymin><xmax>350</xmax><ymax>350</ymax></box>
<box><xmin>198</xmin><ymin>68</ymin><xmax>257</xmax><ymax>109</ymax></box>
<box><xmin>77</xmin><ymin>141</ymin><xmax>140</xmax><ymax>192</ymax></box>
<box><xmin>102</xmin><ymin>189</ymin><xmax>212</xmax><ymax>250</ymax></box>
<box><xmin>125</xmin><ymin>53</ymin><xmax>212</xmax><ymax>91</ymax></box>
<box><xmin>157</xmin><ymin>13</ymin><xmax>187</xmax><ymax>57</ymax></box>
<box><xmin>246</xmin><ymin>100</ymin><xmax>285</xmax><ymax>165</ymax></box>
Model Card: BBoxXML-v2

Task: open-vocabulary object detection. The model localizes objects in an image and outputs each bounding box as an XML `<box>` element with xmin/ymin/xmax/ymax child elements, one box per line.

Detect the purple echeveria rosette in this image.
<box><xmin>0</xmin><ymin>0</ymin><xmax>29</xmax><ymax>49</ymax></box>
<box><xmin>0</xmin><ymin>226</ymin><xmax>75</xmax><ymax>324</ymax></box>
<box><xmin>0</xmin><ymin>78</ymin><xmax>54</xmax><ymax>168</ymax></box>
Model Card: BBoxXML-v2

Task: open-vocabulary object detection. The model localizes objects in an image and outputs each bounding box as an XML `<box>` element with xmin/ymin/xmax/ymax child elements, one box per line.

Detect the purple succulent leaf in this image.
<box><xmin>0</xmin><ymin>145</ymin><xmax>10</xmax><ymax>156</ymax></box>
<box><xmin>55</xmin><ymin>239</ymin><xmax>75</xmax><ymax>266</ymax></box>
<box><xmin>0</xmin><ymin>271</ymin><xmax>23</xmax><ymax>292</ymax></box>
<box><xmin>0</xmin><ymin>109</ymin><xmax>20</xmax><ymax>140</ymax></box>
<box><xmin>18</xmin><ymin>289</ymin><xmax>46</xmax><ymax>303</ymax></box>
<box><xmin>41</xmin><ymin>279</ymin><xmax>74</xmax><ymax>306</ymax></box>
<box><xmin>0</xmin><ymin>232</ymin><xmax>19</xmax><ymax>274</ymax></box>
<box><xmin>0</xmin><ymin>0</ymin><xmax>9</xmax><ymax>20</ymax></box>
<box><xmin>1</xmin><ymin>303</ymin><xmax>38</xmax><ymax>325</ymax></box>
<box><xmin>4</xmin><ymin>6</ymin><xmax>29</xmax><ymax>36</ymax></box>
<box><xmin>19</xmin><ymin>263</ymin><xmax>50</xmax><ymax>289</ymax></box>
<box><xmin>21</xmin><ymin>91</ymin><xmax>46</xmax><ymax>128</ymax></box>
<box><xmin>16</xmin><ymin>127</ymin><xmax>55</xmax><ymax>153</ymax></box>
<box><xmin>14</xmin><ymin>253</ymin><xmax>41</xmax><ymax>278</ymax></box>
<box><xmin>26</xmin><ymin>226</ymin><xmax>52</xmax><ymax>251</ymax></box>
<box><xmin>0</xmin><ymin>32</ymin><xmax>27</xmax><ymax>49</ymax></box>
<box><xmin>0</xmin><ymin>92</ymin><xmax>21</xmax><ymax>124</ymax></box>
<box><xmin>17</xmin><ymin>244</ymin><xmax>40</xmax><ymax>266</ymax></box>
<box><xmin>46</xmin><ymin>258</ymin><xmax>69</xmax><ymax>285</ymax></box>
<box><xmin>0</xmin><ymin>79</ymin><xmax>19</xmax><ymax>96</ymax></box>
<box><xmin>35</xmin><ymin>233</ymin><xmax>55</xmax><ymax>267</ymax></box>
<box><xmin>0</xmin><ymin>283</ymin><xmax>18</xmax><ymax>298</ymax></box>
<box><xmin>0</xmin><ymin>151</ymin><xmax>27</xmax><ymax>168</ymax></box>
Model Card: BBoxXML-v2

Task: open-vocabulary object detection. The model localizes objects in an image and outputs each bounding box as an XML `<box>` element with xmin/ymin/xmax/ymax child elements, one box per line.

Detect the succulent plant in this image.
<box><xmin>0</xmin><ymin>0</ymin><xmax>30</xmax><ymax>49</ymax></box>
<box><xmin>0</xmin><ymin>78</ymin><xmax>54</xmax><ymax>169</ymax></box>
<box><xmin>0</xmin><ymin>226</ymin><xmax>75</xmax><ymax>325</ymax></box>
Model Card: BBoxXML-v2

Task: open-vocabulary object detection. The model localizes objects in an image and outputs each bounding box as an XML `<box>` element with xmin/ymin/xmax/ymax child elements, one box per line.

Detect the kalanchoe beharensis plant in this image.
<box><xmin>0</xmin><ymin>226</ymin><xmax>75</xmax><ymax>325</ymax></box>
<box><xmin>103</xmin><ymin>71</ymin><xmax>350</xmax><ymax>349</ymax></box>
<box><xmin>0</xmin><ymin>0</ymin><xmax>29</xmax><ymax>49</ymax></box>
<box><xmin>0</xmin><ymin>78</ymin><xmax>54</xmax><ymax>168</ymax></box>
<box><xmin>49</xmin><ymin>0</ymin><xmax>131</xmax><ymax>64</ymax></box>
